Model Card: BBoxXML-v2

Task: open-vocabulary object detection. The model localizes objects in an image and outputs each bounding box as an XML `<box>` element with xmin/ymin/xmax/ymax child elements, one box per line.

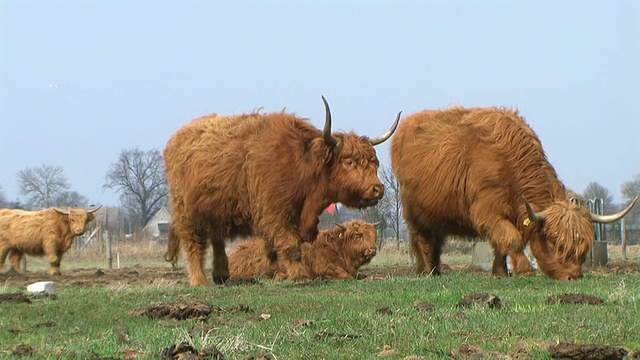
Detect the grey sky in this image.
<box><xmin>1</xmin><ymin>1</ymin><xmax>638</xmax><ymax>206</ymax></box>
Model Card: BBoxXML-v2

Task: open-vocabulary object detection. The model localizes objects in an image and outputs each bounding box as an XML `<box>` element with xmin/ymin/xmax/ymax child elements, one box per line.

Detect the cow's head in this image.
<box><xmin>54</xmin><ymin>206</ymin><xmax>101</xmax><ymax>248</ymax></box>
<box><xmin>319</xmin><ymin>96</ymin><xmax>401</xmax><ymax>208</ymax></box>
<box><xmin>524</xmin><ymin>197</ymin><xmax>637</xmax><ymax>280</ymax></box>
<box><xmin>329</xmin><ymin>219</ymin><xmax>378</xmax><ymax>267</ymax></box>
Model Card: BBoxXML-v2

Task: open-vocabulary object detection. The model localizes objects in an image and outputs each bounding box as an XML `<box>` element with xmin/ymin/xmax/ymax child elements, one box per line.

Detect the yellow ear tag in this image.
<box><xmin>338</xmin><ymin>232</ymin><xmax>343</xmax><ymax>238</ymax></box>
<box><xmin>523</xmin><ymin>218</ymin><xmax>531</xmax><ymax>227</ymax></box>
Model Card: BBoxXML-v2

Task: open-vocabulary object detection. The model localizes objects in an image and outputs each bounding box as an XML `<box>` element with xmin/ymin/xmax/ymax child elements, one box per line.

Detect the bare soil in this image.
<box><xmin>2</xmin><ymin>259</ymin><xmax>640</xmax><ymax>289</ymax></box>
<box><xmin>548</xmin><ymin>342</ymin><xmax>636</xmax><ymax>360</ymax></box>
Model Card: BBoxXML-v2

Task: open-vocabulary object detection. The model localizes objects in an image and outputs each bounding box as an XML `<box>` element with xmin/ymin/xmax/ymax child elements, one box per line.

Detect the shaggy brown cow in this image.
<box><xmin>164</xmin><ymin>97</ymin><xmax>400</xmax><ymax>286</ymax></box>
<box><xmin>391</xmin><ymin>106</ymin><xmax>637</xmax><ymax>280</ymax></box>
<box><xmin>228</xmin><ymin>219</ymin><xmax>378</xmax><ymax>280</ymax></box>
<box><xmin>0</xmin><ymin>206</ymin><xmax>101</xmax><ymax>275</ymax></box>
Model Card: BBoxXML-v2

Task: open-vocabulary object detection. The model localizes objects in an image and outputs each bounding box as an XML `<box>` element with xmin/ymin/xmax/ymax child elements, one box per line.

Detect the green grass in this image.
<box><xmin>1</xmin><ymin>269</ymin><xmax>639</xmax><ymax>359</ymax></box>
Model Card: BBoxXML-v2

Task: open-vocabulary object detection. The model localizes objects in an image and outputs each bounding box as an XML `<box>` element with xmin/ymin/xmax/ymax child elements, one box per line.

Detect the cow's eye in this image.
<box><xmin>344</xmin><ymin>159</ymin><xmax>354</xmax><ymax>167</ymax></box>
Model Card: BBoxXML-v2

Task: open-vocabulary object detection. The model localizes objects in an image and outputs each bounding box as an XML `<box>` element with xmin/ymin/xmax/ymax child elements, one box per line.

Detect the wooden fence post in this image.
<box><xmin>621</xmin><ymin>218</ymin><xmax>627</xmax><ymax>261</ymax></box>
<box><xmin>106</xmin><ymin>229</ymin><xmax>112</xmax><ymax>270</ymax></box>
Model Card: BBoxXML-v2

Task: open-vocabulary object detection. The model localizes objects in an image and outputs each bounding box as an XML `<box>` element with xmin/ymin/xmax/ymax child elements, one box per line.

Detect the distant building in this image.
<box><xmin>141</xmin><ymin>206</ymin><xmax>171</xmax><ymax>240</ymax></box>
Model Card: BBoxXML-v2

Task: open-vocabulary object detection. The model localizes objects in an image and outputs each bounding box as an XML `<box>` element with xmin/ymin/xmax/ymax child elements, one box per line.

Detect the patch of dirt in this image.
<box><xmin>161</xmin><ymin>341</ymin><xmax>224</xmax><ymax>360</ymax></box>
<box><xmin>1</xmin><ymin>259</ymin><xmax>639</xmax><ymax>290</ymax></box>
<box><xmin>450</xmin><ymin>343</ymin><xmax>493</xmax><ymax>359</ymax></box>
<box><xmin>450</xmin><ymin>342</ymin><xmax>535</xmax><ymax>359</ymax></box>
<box><xmin>376</xmin><ymin>306</ymin><xmax>394</xmax><ymax>315</ymax></box>
<box><xmin>457</xmin><ymin>292</ymin><xmax>505</xmax><ymax>309</ymax></box>
<box><xmin>12</xmin><ymin>344</ymin><xmax>36</xmax><ymax>357</ymax></box>
<box><xmin>413</xmin><ymin>300</ymin><xmax>435</xmax><ymax>311</ymax></box>
<box><xmin>549</xmin><ymin>342</ymin><xmax>632</xmax><ymax>360</ymax></box>
<box><xmin>0</xmin><ymin>293</ymin><xmax>31</xmax><ymax>304</ymax></box>
<box><xmin>547</xmin><ymin>294</ymin><xmax>604</xmax><ymax>305</ymax></box>
<box><xmin>137</xmin><ymin>301</ymin><xmax>217</xmax><ymax>321</ymax></box>
<box><xmin>0</xmin><ymin>267</ymin><xmax>189</xmax><ymax>289</ymax></box>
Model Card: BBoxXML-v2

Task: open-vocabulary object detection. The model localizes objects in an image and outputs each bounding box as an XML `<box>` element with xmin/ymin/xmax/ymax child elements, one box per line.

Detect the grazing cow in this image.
<box><xmin>390</xmin><ymin>106</ymin><xmax>637</xmax><ymax>280</ymax></box>
<box><xmin>164</xmin><ymin>97</ymin><xmax>400</xmax><ymax>286</ymax></box>
<box><xmin>229</xmin><ymin>219</ymin><xmax>378</xmax><ymax>280</ymax></box>
<box><xmin>0</xmin><ymin>206</ymin><xmax>101</xmax><ymax>275</ymax></box>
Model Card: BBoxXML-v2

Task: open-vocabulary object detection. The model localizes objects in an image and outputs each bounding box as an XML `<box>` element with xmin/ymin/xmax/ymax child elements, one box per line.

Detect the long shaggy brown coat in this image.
<box><xmin>391</xmin><ymin>106</ymin><xmax>634</xmax><ymax>280</ymax></box>
<box><xmin>164</xmin><ymin>101</ymin><xmax>398</xmax><ymax>286</ymax></box>
<box><xmin>229</xmin><ymin>219</ymin><xmax>378</xmax><ymax>280</ymax></box>
<box><xmin>0</xmin><ymin>208</ymin><xmax>97</xmax><ymax>275</ymax></box>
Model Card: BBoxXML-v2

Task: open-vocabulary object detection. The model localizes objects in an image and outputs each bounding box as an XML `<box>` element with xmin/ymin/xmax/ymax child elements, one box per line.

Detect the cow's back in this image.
<box><xmin>164</xmin><ymin>111</ymin><xmax>322</xmax><ymax>228</ymax></box>
<box><xmin>391</xmin><ymin>106</ymin><xmax>560</xmax><ymax>235</ymax></box>
<box><xmin>0</xmin><ymin>209</ymin><xmax>58</xmax><ymax>254</ymax></box>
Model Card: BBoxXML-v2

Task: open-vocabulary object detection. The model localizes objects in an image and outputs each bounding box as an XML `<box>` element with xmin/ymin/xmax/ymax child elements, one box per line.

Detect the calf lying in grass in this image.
<box><xmin>229</xmin><ymin>219</ymin><xmax>378</xmax><ymax>280</ymax></box>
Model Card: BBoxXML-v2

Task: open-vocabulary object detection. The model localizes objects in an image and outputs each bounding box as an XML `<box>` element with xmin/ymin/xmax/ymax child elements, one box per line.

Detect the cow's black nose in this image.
<box><xmin>372</xmin><ymin>184</ymin><xmax>384</xmax><ymax>199</ymax></box>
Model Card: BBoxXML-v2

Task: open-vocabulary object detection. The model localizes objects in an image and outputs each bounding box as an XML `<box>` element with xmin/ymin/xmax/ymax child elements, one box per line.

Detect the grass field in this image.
<box><xmin>1</xmin><ymin>241</ymin><xmax>639</xmax><ymax>359</ymax></box>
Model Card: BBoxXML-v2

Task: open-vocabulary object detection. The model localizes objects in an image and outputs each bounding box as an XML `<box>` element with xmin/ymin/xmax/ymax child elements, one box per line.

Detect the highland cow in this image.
<box><xmin>228</xmin><ymin>219</ymin><xmax>379</xmax><ymax>280</ymax></box>
<box><xmin>164</xmin><ymin>97</ymin><xmax>400</xmax><ymax>286</ymax></box>
<box><xmin>390</xmin><ymin>106</ymin><xmax>637</xmax><ymax>280</ymax></box>
<box><xmin>0</xmin><ymin>206</ymin><xmax>101</xmax><ymax>275</ymax></box>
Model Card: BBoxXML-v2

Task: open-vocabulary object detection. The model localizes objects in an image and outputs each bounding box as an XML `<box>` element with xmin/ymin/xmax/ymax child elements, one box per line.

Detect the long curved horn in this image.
<box><xmin>334</xmin><ymin>222</ymin><xmax>347</xmax><ymax>230</ymax></box>
<box><xmin>88</xmin><ymin>205</ymin><xmax>103</xmax><ymax>214</ymax></box>
<box><xmin>591</xmin><ymin>196</ymin><xmax>638</xmax><ymax>223</ymax></box>
<box><xmin>523</xmin><ymin>197</ymin><xmax>546</xmax><ymax>222</ymax></box>
<box><xmin>369</xmin><ymin>111</ymin><xmax>402</xmax><ymax>145</ymax></box>
<box><xmin>321</xmin><ymin>96</ymin><xmax>340</xmax><ymax>147</ymax></box>
<box><xmin>53</xmin><ymin>208</ymin><xmax>69</xmax><ymax>215</ymax></box>
<box><xmin>371</xmin><ymin>221</ymin><xmax>382</xmax><ymax>227</ymax></box>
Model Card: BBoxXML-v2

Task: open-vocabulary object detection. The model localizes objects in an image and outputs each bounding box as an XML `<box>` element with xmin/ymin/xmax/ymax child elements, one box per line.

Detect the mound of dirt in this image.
<box><xmin>0</xmin><ymin>293</ymin><xmax>31</xmax><ymax>304</ymax></box>
<box><xmin>161</xmin><ymin>341</ymin><xmax>224</xmax><ymax>360</ymax></box>
<box><xmin>413</xmin><ymin>300</ymin><xmax>435</xmax><ymax>311</ymax></box>
<box><xmin>12</xmin><ymin>344</ymin><xmax>35</xmax><ymax>357</ymax></box>
<box><xmin>549</xmin><ymin>342</ymin><xmax>632</xmax><ymax>360</ymax></box>
<box><xmin>547</xmin><ymin>294</ymin><xmax>604</xmax><ymax>305</ymax></box>
<box><xmin>457</xmin><ymin>292</ymin><xmax>505</xmax><ymax>309</ymax></box>
<box><xmin>142</xmin><ymin>302</ymin><xmax>216</xmax><ymax>321</ymax></box>
<box><xmin>450</xmin><ymin>342</ymin><xmax>535</xmax><ymax>359</ymax></box>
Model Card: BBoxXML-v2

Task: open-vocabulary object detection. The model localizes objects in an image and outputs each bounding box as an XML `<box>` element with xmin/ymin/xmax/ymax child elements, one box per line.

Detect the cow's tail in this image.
<box><xmin>164</xmin><ymin>224</ymin><xmax>180</xmax><ymax>268</ymax></box>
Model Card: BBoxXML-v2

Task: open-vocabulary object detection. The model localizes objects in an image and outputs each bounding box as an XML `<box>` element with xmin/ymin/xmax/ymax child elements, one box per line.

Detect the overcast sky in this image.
<box><xmin>1</xmin><ymin>1</ymin><xmax>638</xmax><ymax>206</ymax></box>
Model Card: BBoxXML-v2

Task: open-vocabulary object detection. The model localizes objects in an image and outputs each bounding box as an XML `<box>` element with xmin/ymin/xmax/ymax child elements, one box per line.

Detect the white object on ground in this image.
<box><xmin>26</xmin><ymin>281</ymin><xmax>56</xmax><ymax>294</ymax></box>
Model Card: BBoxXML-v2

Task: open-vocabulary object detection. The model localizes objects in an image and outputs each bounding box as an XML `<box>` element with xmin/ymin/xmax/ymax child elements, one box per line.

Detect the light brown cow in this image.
<box><xmin>228</xmin><ymin>219</ymin><xmax>378</xmax><ymax>280</ymax></box>
<box><xmin>164</xmin><ymin>97</ymin><xmax>400</xmax><ymax>286</ymax></box>
<box><xmin>0</xmin><ymin>206</ymin><xmax>101</xmax><ymax>275</ymax></box>
<box><xmin>391</xmin><ymin>106</ymin><xmax>637</xmax><ymax>280</ymax></box>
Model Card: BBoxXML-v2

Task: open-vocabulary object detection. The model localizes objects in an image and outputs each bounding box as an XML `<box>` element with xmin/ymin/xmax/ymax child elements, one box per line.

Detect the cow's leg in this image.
<box><xmin>176</xmin><ymin>223</ymin><xmax>209</xmax><ymax>286</ymax></box>
<box><xmin>322</xmin><ymin>264</ymin><xmax>355</xmax><ymax>280</ymax></box>
<box><xmin>164</xmin><ymin>224</ymin><xmax>181</xmax><ymax>268</ymax></box>
<box><xmin>9</xmin><ymin>250</ymin><xmax>24</xmax><ymax>272</ymax></box>
<box><xmin>482</xmin><ymin>218</ymin><xmax>534</xmax><ymax>277</ymax></box>
<box><xmin>47</xmin><ymin>253</ymin><xmax>62</xmax><ymax>276</ymax></box>
<box><xmin>509</xmin><ymin>251</ymin><xmax>534</xmax><ymax>276</ymax></box>
<box><xmin>0</xmin><ymin>246</ymin><xmax>10</xmax><ymax>271</ymax></box>
<box><xmin>266</xmin><ymin>229</ymin><xmax>309</xmax><ymax>281</ymax></box>
<box><xmin>409</xmin><ymin>226</ymin><xmax>443</xmax><ymax>275</ymax></box>
<box><xmin>491</xmin><ymin>247</ymin><xmax>509</xmax><ymax>277</ymax></box>
<box><xmin>210</xmin><ymin>236</ymin><xmax>229</xmax><ymax>285</ymax></box>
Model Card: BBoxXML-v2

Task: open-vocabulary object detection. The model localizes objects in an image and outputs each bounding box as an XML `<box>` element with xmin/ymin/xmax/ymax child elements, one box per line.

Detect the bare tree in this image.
<box><xmin>377</xmin><ymin>164</ymin><xmax>404</xmax><ymax>248</ymax></box>
<box><xmin>621</xmin><ymin>173</ymin><xmax>640</xmax><ymax>225</ymax></box>
<box><xmin>104</xmin><ymin>148</ymin><xmax>168</xmax><ymax>229</ymax></box>
<box><xmin>54</xmin><ymin>190</ymin><xmax>90</xmax><ymax>207</ymax></box>
<box><xmin>0</xmin><ymin>185</ymin><xmax>7</xmax><ymax>208</ymax></box>
<box><xmin>18</xmin><ymin>164</ymin><xmax>70</xmax><ymax>208</ymax></box>
<box><xmin>582</xmin><ymin>181</ymin><xmax>614</xmax><ymax>212</ymax></box>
